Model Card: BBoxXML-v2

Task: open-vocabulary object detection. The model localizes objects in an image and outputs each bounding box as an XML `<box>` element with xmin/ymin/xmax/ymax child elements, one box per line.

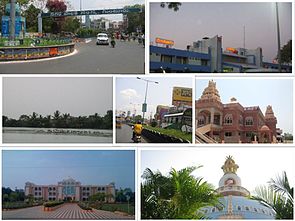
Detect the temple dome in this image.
<box><xmin>199</xmin><ymin>80</ymin><xmax>221</xmax><ymax>102</ymax></box>
<box><xmin>200</xmin><ymin>156</ymin><xmax>276</xmax><ymax>219</ymax></box>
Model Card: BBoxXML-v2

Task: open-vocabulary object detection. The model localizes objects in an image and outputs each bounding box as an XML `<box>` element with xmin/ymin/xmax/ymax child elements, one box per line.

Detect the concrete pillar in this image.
<box><xmin>220</xmin><ymin>113</ymin><xmax>223</xmax><ymax>125</ymax></box>
<box><xmin>38</xmin><ymin>13</ymin><xmax>42</xmax><ymax>34</ymax></box>
<box><xmin>9</xmin><ymin>0</ymin><xmax>16</xmax><ymax>41</ymax></box>
<box><xmin>210</xmin><ymin>108</ymin><xmax>214</xmax><ymax>124</ymax></box>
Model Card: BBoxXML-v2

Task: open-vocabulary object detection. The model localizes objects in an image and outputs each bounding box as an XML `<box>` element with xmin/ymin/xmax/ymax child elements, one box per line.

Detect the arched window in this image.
<box><xmin>224</xmin><ymin>114</ymin><xmax>233</xmax><ymax>125</ymax></box>
<box><xmin>237</xmin><ymin>206</ymin><xmax>241</xmax><ymax>211</ymax></box>
<box><xmin>198</xmin><ymin>115</ymin><xmax>205</xmax><ymax>126</ymax></box>
<box><xmin>245</xmin><ymin>117</ymin><xmax>253</xmax><ymax>126</ymax></box>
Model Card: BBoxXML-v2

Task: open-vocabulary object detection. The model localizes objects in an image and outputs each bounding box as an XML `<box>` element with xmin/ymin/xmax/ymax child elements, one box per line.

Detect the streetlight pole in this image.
<box><xmin>137</xmin><ymin>77</ymin><xmax>159</xmax><ymax>123</ymax></box>
<box><xmin>9</xmin><ymin>0</ymin><xmax>16</xmax><ymax>41</ymax></box>
<box><xmin>275</xmin><ymin>2</ymin><xmax>281</xmax><ymax>72</ymax></box>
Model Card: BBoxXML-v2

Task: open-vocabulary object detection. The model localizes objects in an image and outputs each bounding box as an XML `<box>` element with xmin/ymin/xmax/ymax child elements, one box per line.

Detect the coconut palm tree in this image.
<box><xmin>253</xmin><ymin>171</ymin><xmax>293</xmax><ymax>219</ymax></box>
<box><xmin>141</xmin><ymin>166</ymin><xmax>220</xmax><ymax>219</ymax></box>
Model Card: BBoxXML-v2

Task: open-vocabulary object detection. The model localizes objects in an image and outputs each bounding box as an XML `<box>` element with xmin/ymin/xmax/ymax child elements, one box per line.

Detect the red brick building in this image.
<box><xmin>196</xmin><ymin>80</ymin><xmax>278</xmax><ymax>143</ymax></box>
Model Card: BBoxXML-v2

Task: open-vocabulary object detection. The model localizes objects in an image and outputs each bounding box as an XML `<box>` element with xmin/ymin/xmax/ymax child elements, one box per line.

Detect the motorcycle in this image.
<box><xmin>111</xmin><ymin>40</ymin><xmax>116</xmax><ymax>48</ymax></box>
<box><xmin>132</xmin><ymin>133</ymin><xmax>141</xmax><ymax>143</ymax></box>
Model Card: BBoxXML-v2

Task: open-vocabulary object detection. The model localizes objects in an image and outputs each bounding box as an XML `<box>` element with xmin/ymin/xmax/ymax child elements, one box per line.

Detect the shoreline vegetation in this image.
<box><xmin>3</xmin><ymin>110</ymin><xmax>113</xmax><ymax>130</ymax></box>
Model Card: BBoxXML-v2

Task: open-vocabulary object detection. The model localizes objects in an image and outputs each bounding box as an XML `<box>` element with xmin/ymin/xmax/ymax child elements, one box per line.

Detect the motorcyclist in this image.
<box><xmin>132</xmin><ymin>121</ymin><xmax>143</xmax><ymax>141</ymax></box>
<box><xmin>111</xmin><ymin>35</ymin><xmax>116</xmax><ymax>48</ymax></box>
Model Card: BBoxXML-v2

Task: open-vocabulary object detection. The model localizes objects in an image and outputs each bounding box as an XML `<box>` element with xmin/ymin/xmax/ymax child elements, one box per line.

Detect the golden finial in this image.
<box><xmin>221</xmin><ymin>155</ymin><xmax>239</xmax><ymax>174</ymax></box>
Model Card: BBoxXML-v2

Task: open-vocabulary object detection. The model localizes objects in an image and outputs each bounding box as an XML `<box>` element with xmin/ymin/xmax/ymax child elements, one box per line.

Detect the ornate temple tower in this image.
<box><xmin>199</xmin><ymin>80</ymin><xmax>221</xmax><ymax>102</ymax></box>
<box><xmin>264</xmin><ymin>105</ymin><xmax>277</xmax><ymax>137</ymax></box>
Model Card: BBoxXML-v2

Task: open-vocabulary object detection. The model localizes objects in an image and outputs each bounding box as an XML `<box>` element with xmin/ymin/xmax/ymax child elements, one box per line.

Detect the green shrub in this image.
<box><xmin>43</xmin><ymin>201</ymin><xmax>64</xmax><ymax>208</ymax></box>
<box><xmin>78</xmin><ymin>202</ymin><xmax>92</xmax><ymax>210</ymax></box>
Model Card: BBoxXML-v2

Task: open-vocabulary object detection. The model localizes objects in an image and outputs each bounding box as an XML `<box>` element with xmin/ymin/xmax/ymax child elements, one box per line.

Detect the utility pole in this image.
<box><xmin>137</xmin><ymin>77</ymin><xmax>159</xmax><ymax>123</ymax></box>
<box><xmin>275</xmin><ymin>2</ymin><xmax>282</xmax><ymax>72</ymax></box>
<box><xmin>9</xmin><ymin>0</ymin><xmax>16</xmax><ymax>41</ymax></box>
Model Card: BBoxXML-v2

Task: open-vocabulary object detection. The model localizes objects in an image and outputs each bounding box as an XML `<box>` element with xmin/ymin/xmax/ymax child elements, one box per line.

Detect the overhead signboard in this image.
<box><xmin>41</xmin><ymin>8</ymin><xmax>141</xmax><ymax>18</ymax></box>
<box><xmin>155</xmin><ymin>37</ymin><xmax>174</xmax><ymax>46</ymax></box>
<box><xmin>172</xmin><ymin>87</ymin><xmax>192</xmax><ymax>106</ymax></box>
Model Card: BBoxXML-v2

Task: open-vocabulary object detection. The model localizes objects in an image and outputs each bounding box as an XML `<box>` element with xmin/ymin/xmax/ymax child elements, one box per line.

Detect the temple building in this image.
<box><xmin>201</xmin><ymin>156</ymin><xmax>275</xmax><ymax>219</ymax></box>
<box><xmin>196</xmin><ymin>80</ymin><xmax>280</xmax><ymax>143</ymax></box>
<box><xmin>25</xmin><ymin>177</ymin><xmax>115</xmax><ymax>202</ymax></box>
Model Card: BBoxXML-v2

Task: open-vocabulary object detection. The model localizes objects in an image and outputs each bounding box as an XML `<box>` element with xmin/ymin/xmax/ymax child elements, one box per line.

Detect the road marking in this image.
<box><xmin>0</xmin><ymin>49</ymin><xmax>78</xmax><ymax>64</ymax></box>
<box><xmin>85</xmin><ymin>38</ymin><xmax>92</xmax><ymax>44</ymax></box>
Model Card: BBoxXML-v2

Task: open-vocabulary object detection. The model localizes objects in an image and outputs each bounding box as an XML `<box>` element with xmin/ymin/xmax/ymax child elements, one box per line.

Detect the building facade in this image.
<box><xmin>201</xmin><ymin>156</ymin><xmax>275</xmax><ymax>219</ymax></box>
<box><xmin>196</xmin><ymin>81</ymin><xmax>279</xmax><ymax>143</ymax></box>
<box><xmin>25</xmin><ymin>178</ymin><xmax>115</xmax><ymax>202</ymax></box>
<box><xmin>150</xmin><ymin>35</ymin><xmax>292</xmax><ymax>73</ymax></box>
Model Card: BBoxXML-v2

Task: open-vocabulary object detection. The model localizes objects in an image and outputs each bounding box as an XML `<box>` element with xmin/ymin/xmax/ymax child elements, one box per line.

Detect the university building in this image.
<box><xmin>150</xmin><ymin>35</ymin><xmax>292</xmax><ymax>73</ymax></box>
<box><xmin>25</xmin><ymin>178</ymin><xmax>115</xmax><ymax>202</ymax></box>
<box><xmin>201</xmin><ymin>156</ymin><xmax>275</xmax><ymax>219</ymax></box>
<box><xmin>196</xmin><ymin>81</ymin><xmax>281</xmax><ymax>143</ymax></box>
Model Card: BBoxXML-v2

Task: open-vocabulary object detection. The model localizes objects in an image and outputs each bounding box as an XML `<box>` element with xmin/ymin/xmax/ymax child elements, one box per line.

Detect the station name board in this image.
<box><xmin>41</xmin><ymin>8</ymin><xmax>141</xmax><ymax>18</ymax></box>
<box><xmin>155</xmin><ymin>37</ymin><xmax>174</xmax><ymax>46</ymax></box>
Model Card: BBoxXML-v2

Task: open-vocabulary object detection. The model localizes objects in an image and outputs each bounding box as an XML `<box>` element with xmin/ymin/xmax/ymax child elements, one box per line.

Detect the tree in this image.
<box><xmin>46</xmin><ymin>0</ymin><xmax>67</xmax><ymax>34</ymax></box>
<box><xmin>278</xmin><ymin>40</ymin><xmax>292</xmax><ymax>64</ymax></box>
<box><xmin>89</xmin><ymin>192</ymin><xmax>106</xmax><ymax>203</ymax></box>
<box><xmin>141</xmin><ymin>166</ymin><xmax>220</xmax><ymax>219</ymax></box>
<box><xmin>125</xmin><ymin>4</ymin><xmax>145</xmax><ymax>34</ymax></box>
<box><xmin>253</xmin><ymin>171</ymin><xmax>293</xmax><ymax>219</ymax></box>
<box><xmin>160</xmin><ymin>2</ymin><xmax>182</xmax><ymax>11</ymax></box>
<box><xmin>22</xmin><ymin>4</ymin><xmax>41</xmax><ymax>32</ymax></box>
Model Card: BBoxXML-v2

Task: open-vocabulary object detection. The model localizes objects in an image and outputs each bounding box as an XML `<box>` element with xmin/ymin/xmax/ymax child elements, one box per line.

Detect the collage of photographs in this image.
<box><xmin>0</xmin><ymin>0</ymin><xmax>294</xmax><ymax>220</ymax></box>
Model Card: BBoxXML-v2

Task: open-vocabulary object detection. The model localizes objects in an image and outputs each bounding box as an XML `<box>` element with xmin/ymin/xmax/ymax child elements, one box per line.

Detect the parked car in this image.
<box><xmin>96</xmin><ymin>33</ymin><xmax>109</xmax><ymax>45</ymax></box>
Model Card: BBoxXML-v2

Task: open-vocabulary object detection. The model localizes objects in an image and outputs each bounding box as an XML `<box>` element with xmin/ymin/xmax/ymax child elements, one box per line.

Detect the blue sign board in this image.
<box><xmin>1</xmin><ymin>16</ymin><xmax>26</xmax><ymax>37</ymax></box>
<box><xmin>41</xmin><ymin>7</ymin><xmax>142</xmax><ymax>17</ymax></box>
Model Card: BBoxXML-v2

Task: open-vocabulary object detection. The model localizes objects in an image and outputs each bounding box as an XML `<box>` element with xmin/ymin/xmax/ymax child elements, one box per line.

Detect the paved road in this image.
<box><xmin>116</xmin><ymin>124</ymin><xmax>147</xmax><ymax>143</ymax></box>
<box><xmin>2</xmin><ymin>203</ymin><xmax>134</xmax><ymax>220</ymax></box>
<box><xmin>0</xmin><ymin>39</ymin><xmax>144</xmax><ymax>74</ymax></box>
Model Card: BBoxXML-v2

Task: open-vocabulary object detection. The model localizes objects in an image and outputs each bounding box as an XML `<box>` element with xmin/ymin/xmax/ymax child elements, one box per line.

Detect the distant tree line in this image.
<box><xmin>3</xmin><ymin>110</ymin><xmax>113</xmax><ymax>130</ymax></box>
<box><xmin>2</xmin><ymin>187</ymin><xmax>25</xmax><ymax>202</ymax></box>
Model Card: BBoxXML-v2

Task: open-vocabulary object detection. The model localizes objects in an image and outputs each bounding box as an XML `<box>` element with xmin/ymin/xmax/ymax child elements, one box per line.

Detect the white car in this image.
<box><xmin>96</xmin><ymin>33</ymin><xmax>109</xmax><ymax>45</ymax></box>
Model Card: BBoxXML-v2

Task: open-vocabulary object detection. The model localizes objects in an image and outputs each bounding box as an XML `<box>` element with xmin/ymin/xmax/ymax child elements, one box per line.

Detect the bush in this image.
<box><xmin>78</xmin><ymin>202</ymin><xmax>92</xmax><ymax>210</ymax></box>
<box><xmin>3</xmin><ymin>201</ymin><xmax>43</xmax><ymax>210</ymax></box>
<box><xmin>43</xmin><ymin>201</ymin><xmax>64</xmax><ymax>208</ymax></box>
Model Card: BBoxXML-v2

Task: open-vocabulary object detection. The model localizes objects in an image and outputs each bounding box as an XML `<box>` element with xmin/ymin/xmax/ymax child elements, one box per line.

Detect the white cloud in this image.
<box><xmin>120</xmin><ymin>88</ymin><xmax>140</xmax><ymax>100</ymax></box>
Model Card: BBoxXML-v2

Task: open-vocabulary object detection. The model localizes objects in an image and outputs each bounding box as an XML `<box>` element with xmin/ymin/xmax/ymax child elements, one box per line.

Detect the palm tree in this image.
<box><xmin>253</xmin><ymin>171</ymin><xmax>293</xmax><ymax>219</ymax></box>
<box><xmin>141</xmin><ymin>166</ymin><xmax>220</xmax><ymax>219</ymax></box>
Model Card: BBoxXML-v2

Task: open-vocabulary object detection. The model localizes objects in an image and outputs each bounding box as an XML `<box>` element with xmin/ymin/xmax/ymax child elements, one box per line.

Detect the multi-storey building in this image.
<box><xmin>25</xmin><ymin>178</ymin><xmax>115</xmax><ymax>202</ymax></box>
<box><xmin>196</xmin><ymin>81</ymin><xmax>279</xmax><ymax>143</ymax></box>
<box><xmin>150</xmin><ymin>35</ymin><xmax>292</xmax><ymax>73</ymax></box>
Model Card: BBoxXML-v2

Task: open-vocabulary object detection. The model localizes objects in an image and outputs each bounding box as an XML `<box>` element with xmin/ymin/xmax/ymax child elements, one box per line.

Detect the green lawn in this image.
<box><xmin>144</xmin><ymin>125</ymin><xmax>192</xmax><ymax>143</ymax></box>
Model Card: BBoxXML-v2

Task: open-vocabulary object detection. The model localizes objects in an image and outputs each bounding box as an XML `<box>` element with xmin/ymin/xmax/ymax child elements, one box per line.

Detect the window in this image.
<box><xmin>86</xmin><ymin>187</ymin><xmax>90</xmax><ymax>191</ymax></box>
<box><xmin>237</xmin><ymin>206</ymin><xmax>241</xmax><ymax>211</ymax></box>
<box><xmin>254</xmin><ymin>208</ymin><xmax>257</xmax><ymax>212</ymax></box>
<box><xmin>245</xmin><ymin>117</ymin><xmax>253</xmax><ymax>126</ymax></box>
<box><xmin>102</xmin><ymin>187</ymin><xmax>105</xmax><ymax>191</ymax></box>
<box><xmin>245</xmin><ymin>206</ymin><xmax>250</xmax><ymax>211</ymax></box>
<box><xmin>49</xmin><ymin>187</ymin><xmax>52</xmax><ymax>191</ymax></box>
<box><xmin>83</xmin><ymin>187</ymin><xmax>86</xmax><ymax>191</ymax></box>
<box><xmin>225</xmin><ymin>132</ymin><xmax>232</xmax><ymax>137</ymax></box>
<box><xmin>98</xmin><ymin>187</ymin><xmax>101</xmax><ymax>191</ymax></box>
<box><xmin>35</xmin><ymin>187</ymin><xmax>38</xmax><ymax>191</ymax></box>
<box><xmin>224</xmin><ymin>114</ymin><xmax>233</xmax><ymax>125</ymax></box>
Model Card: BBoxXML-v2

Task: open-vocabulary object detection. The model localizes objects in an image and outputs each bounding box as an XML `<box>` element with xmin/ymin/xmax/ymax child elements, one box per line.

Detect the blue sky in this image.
<box><xmin>150</xmin><ymin>2</ymin><xmax>292</xmax><ymax>62</ymax></box>
<box><xmin>2</xmin><ymin>150</ymin><xmax>135</xmax><ymax>191</ymax></box>
<box><xmin>196</xmin><ymin>78</ymin><xmax>293</xmax><ymax>134</ymax></box>
<box><xmin>116</xmin><ymin>77</ymin><xmax>192</xmax><ymax>117</ymax></box>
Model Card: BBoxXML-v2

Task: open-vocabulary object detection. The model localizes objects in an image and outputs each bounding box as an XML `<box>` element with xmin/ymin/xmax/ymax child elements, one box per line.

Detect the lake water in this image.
<box><xmin>3</xmin><ymin>127</ymin><xmax>113</xmax><ymax>143</ymax></box>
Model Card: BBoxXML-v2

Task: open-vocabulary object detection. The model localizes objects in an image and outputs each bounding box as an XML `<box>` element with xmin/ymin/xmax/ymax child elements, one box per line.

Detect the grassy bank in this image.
<box><xmin>144</xmin><ymin>125</ymin><xmax>192</xmax><ymax>143</ymax></box>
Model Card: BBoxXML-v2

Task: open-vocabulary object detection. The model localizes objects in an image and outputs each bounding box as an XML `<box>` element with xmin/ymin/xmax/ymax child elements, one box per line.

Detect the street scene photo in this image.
<box><xmin>195</xmin><ymin>78</ymin><xmax>293</xmax><ymax>144</ymax></box>
<box><xmin>141</xmin><ymin>148</ymin><xmax>294</xmax><ymax>219</ymax></box>
<box><xmin>2</xmin><ymin>77</ymin><xmax>113</xmax><ymax>143</ymax></box>
<box><xmin>150</xmin><ymin>2</ymin><xmax>292</xmax><ymax>73</ymax></box>
<box><xmin>0</xmin><ymin>0</ymin><xmax>145</xmax><ymax>73</ymax></box>
<box><xmin>2</xmin><ymin>150</ymin><xmax>135</xmax><ymax>219</ymax></box>
<box><xmin>116</xmin><ymin>77</ymin><xmax>192</xmax><ymax>143</ymax></box>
